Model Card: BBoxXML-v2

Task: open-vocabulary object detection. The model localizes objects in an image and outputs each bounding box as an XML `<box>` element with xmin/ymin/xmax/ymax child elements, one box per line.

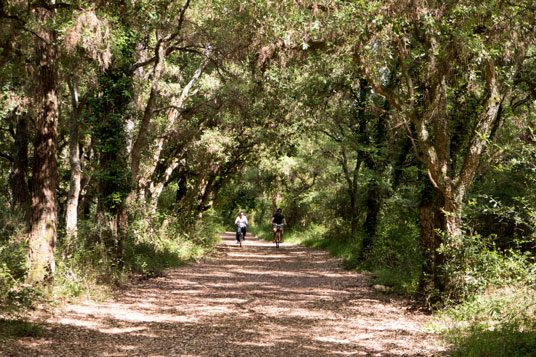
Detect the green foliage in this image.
<box><xmin>430</xmin><ymin>234</ymin><xmax>536</xmax><ymax>355</ymax></box>
<box><xmin>122</xmin><ymin>239</ymin><xmax>185</xmax><ymax>277</ymax></box>
<box><xmin>84</xmin><ymin>27</ymin><xmax>136</xmax><ymax>216</ymax></box>
<box><xmin>88</xmin><ymin>65</ymin><xmax>133</xmax><ymax>209</ymax></box>
<box><xmin>0</xmin><ymin>215</ymin><xmax>43</xmax><ymax>313</ymax></box>
<box><xmin>215</xmin><ymin>175</ymin><xmax>261</xmax><ymax>224</ymax></box>
<box><xmin>121</xmin><ymin>215</ymin><xmax>220</xmax><ymax>277</ymax></box>
<box><xmin>127</xmin><ymin>214</ymin><xmax>220</xmax><ymax>271</ymax></box>
<box><xmin>431</xmin><ymin>286</ymin><xmax>536</xmax><ymax>357</ymax></box>
<box><xmin>361</xmin><ymin>221</ymin><xmax>422</xmax><ymax>294</ymax></box>
<box><xmin>450</xmin><ymin>328</ymin><xmax>536</xmax><ymax>357</ymax></box>
<box><xmin>49</xmin><ymin>208</ymin><xmax>222</xmax><ymax>302</ymax></box>
<box><xmin>53</xmin><ymin>239</ymin><xmax>112</xmax><ymax>300</ymax></box>
<box><xmin>438</xmin><ymin>234</ymin><xmax>536</xmax><ymax>303</ymax></box>
<box><xmin>0</xmin><ymin>236</ymin><xmax>27</xmax><ymax>283</ymax></box>
<box><xmin>467</xmin><ymin>128</ymin><xmax>536</xmax><ymax>252</ymax></box>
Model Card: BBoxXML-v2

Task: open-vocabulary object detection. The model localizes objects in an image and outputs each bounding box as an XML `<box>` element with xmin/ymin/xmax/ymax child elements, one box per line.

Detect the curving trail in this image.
<box><xmin>1</xmin><ymin>233</ymin><xmax>446</xmax><ymax>356</ymax></box>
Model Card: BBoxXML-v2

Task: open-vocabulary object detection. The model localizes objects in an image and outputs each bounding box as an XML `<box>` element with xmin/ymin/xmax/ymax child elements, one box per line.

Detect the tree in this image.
<box><xmin>352</xmin><ymin>0</ymin><xmax>536</xmax><ymax>290</ymax></box>
<box><xmin>62</xmin><ymin>9</ymin><xmax>112</xmax><ymax>245</ymax></box>
<box><xmin>28</xmin><ymin>1</ymin><xmax>60</xmax><ymax>284</ymax></box>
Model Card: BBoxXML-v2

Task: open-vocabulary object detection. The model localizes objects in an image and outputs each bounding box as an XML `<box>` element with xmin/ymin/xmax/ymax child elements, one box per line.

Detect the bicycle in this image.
<box><xmin>236</xmin><ymin>223</ymin><xmax>246</xmax><ymax>247</ymax></box>
<box><xmin>272</xmin><ymin>223</ymin><xmax>285</xmax><ymax>248</ymax></box>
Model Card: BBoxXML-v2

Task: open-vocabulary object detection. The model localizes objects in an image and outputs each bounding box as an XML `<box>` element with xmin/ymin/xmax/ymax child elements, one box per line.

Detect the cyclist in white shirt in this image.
<box><xmin>234</xmin><ymin>211</ymin><xmax>248</xmax><ymax>242</ymax></box>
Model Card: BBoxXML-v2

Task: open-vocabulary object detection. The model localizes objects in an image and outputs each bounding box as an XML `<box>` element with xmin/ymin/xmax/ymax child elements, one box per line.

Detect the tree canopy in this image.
<box><xmin>1</xmin><ymin>4</ymin><xmax>536</xmax><ymax>347</ymax></box>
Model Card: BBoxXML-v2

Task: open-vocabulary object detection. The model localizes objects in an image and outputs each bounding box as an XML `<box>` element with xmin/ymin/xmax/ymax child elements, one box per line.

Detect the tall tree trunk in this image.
<box><xmin>94</xmin><ymin>64</ymin><xmax>132</xmax><ymax>263</ymax></box>
<box><xmin>418</xmin><ymin>181</ymin><xmax>446</xmax><ymax>293</ymax></box>
<box><xmin>11</xmin><ymin>112</ymin><xmax>31</xmax><ymax>220</ymax></box>
<box><xmin>119</xmin><ymin>39</ymin><xmax>167</xmax><ymax>246</ymax></box>
<box><xmin>96</xmin><ymin>143</ymin><xmax>122</xmax><ymax>259</ymax></box>
<box><xmin>272</xmin><ymin>190</ymin><xmax>279</xmax><ymax>213</ymax></box>
<box><xmin>96</xmin><ymin>113</ymin><xmax>128</xmax><ymax>261</ymax></box>
<box><xmin>129</xmin><ymin>43</ymin><xmax>165</xmax><ymax>192</ymax></box>
<box><xmin>27</xmin><ymin>4</ymin><xmax>58</xmax><ymax>284</ymax></box>
<box><xmin>137</xmin><ymin>57</ymin><xmax>208</xmax><ymax>200</ymax></box>
<box><xmin>360</xmin><ymin>88</ymin><xmax>388</xmax><ymax>252</ymax></box>
<box><xmin>65</xmin><ymin>79</ymin><xmax>83</xmax><ymax>246</ymax></box>
<box><xmin>78</xmin><ymin>175</ymin><xmax>94</xmax><ymax>220</ymax></box>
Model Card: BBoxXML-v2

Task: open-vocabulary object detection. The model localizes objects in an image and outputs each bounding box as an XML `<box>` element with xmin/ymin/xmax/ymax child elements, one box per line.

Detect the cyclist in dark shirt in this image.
<box><xmin>270</xmin><ymin>208</ymin><xmax>287</xmax><ymax>241</ymax></box>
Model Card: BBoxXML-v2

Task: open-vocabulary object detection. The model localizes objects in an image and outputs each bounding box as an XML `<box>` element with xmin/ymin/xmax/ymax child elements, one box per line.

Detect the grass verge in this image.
<box><xmin>430</xmin><ymin>285</ymin><xmax>536</xmax><ymax>356</ymax></box>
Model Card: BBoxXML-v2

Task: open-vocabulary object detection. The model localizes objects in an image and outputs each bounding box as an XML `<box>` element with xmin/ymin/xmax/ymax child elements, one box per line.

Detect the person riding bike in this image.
<box><xmin>270</xmin><ymin>208</ymin><xmax>287</xmax><ymax>241</ymax></box>
<box><xmin>234</xmin><ymin>211</ymin><xmax>248</xmax><ymax>243</ymax></box>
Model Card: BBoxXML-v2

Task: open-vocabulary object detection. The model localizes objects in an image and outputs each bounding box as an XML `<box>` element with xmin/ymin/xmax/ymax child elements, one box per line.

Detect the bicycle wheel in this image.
<box><xmin>238</xmin><ymin>231</ymin><xmax>244</xmax><ymax>247</ymax></box>
<box><xmin>275</xmin><ymin>231</ymin><xmax>280</xmax><ymax>248</ymax></box>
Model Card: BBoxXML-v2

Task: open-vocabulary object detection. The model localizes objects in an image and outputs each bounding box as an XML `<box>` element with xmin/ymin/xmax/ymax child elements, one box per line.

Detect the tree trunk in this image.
<box><xmin>361</xmin><ymin>180</ymin><xmax>381</xmax><ymax>253</ymax></box>
<box><xmin>137</xmin><ymin>57</ymin><xmax>208</xmax><ymax>201</ymax></box>
<box><xmin>27</xmin><ymin>5</ymin><xmax>58</xmax><ymax>284</ymax></box>
<box><xmin>148</xmin><ymin>157</ymin><xmax>180</xmax><ymax>215</ymax></box>
<box><xmin>129</xmin><ymin>43</ymin><xmax>165</xmax><ymax>191</ymax></box>
<box><xmin>119</xmin><ymin>40</ymin><xmax>166</xmax><ymax>245</ymax></box>
<box><xmin>77</xmin><ymin>137</ymin><xmax>95</xmax><ymax>220</ymax></box>
<box><xmin>11</xmin><ymin>112</ymin><xmax>31</xmax><ymax>219</ymax></box>
<box><xmin>443</xmin><ymin>193</ymin><xmax>463</xmax><ymax>238</ymax></box>
<box><xmin>78</xmin><ymin>175</ymin><xmax>94</xmax><ymax>220</ymax></box>
<box><xmin>96</xmin><ymin>124</ymin><xmax>127</xmax><ymax>260</ymax></box>
<box><xmin>65</xmin><ymin>79</ymin><xmax>83</xmax><ymax>246</ymax></box>
<box><xmin>349</xmin><ymin>189</ymin><xmax>359</xmax><ymax>238</ymax></box>
<box><xmin>94</xmin><ymin>67</ymin><xmax>131</xmax><ymax>262</ymax></box>
<box><xmin>418</xmin><ymin>182</ymin><xmax>446</xmax><ymax>293</ymax></box>
<box><xmin>339</xmin><ymin>148</ymin><xmax>362</xmax><ymax>240</ymax></box>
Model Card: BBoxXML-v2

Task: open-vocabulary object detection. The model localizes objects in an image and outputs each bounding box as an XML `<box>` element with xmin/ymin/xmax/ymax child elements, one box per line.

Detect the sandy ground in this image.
<box><xmin>0</xmin><ymin>233</ymin><xmax>447</xmax><ymax>356</ymax></box>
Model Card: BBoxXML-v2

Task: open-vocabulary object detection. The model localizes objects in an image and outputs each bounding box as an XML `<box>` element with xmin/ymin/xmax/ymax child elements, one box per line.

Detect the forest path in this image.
<box><xmin>2</xmin><ymin>233</ymin><xmax>446</xmax><ymax>356</ymax></box>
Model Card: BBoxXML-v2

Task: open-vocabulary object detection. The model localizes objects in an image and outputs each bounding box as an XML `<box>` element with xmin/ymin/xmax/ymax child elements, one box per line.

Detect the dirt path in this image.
<box><xmin>1</xmin><ymin>233</ymin><xmax>447</xmax><ymax>356</ymax></box>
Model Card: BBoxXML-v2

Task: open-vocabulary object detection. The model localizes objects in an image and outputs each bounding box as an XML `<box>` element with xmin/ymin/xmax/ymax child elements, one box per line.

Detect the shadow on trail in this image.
<box><xmin>0</xmin><ymin>233</ymin><xmax>446</xmax><ymax>356</ymax></box>
<box><xmin>1</xmin><ymin>315</ymin><xmax>432</xmax><ymax>356</ymax></box>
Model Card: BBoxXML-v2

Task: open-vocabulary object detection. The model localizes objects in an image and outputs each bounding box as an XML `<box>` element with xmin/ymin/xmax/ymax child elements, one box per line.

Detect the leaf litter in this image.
<box><xmin>0</xmin><ymin>233</ymin><xmax>447</xmax><ymax>356</ymax></box>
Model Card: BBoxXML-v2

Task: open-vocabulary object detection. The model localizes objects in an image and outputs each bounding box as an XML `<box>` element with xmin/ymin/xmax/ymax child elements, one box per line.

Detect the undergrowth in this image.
<box><xmin>0</xmin><ymin>214</ymin><xmax>42</xmax><ymax>316</ymax></box>
<box><xmin>51</xmin><ymin>214</ymin><xmax>221</xmax><ymax>302</ymax></box>
<box><xmin>1</xmin><ymin>211</ymin><xmax>222</xmax><ymax>316</ymax></box>
<box><xmin>430</xmin><ymin>285</ymin><xmax>536</xmax><ymax>356</ymax></box>
<box><xmin>430</xmin><ymin>236</ymin><xmax>536</xmax><ymax>356</ymax></box>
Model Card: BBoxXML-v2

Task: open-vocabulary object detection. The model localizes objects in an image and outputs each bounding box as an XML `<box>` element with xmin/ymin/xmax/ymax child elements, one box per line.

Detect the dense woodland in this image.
<box><xmin>1</xmin><ymin>0</ymin><xmax>536</xmax><ymax>354</ymax></box>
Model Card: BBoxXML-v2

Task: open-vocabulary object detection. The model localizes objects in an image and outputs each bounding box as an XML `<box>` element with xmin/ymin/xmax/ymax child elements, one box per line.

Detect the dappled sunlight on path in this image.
<box><xmin>1</xmin><ymin>233</ymin><xmax>446</xmax><ymax>356</ymax></box>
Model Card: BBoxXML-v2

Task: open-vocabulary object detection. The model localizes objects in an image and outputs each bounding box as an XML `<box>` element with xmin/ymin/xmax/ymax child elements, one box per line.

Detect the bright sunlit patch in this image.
<box><xmin>98</xmin><ymin>326</ymin><xmax>146</xmax><ymax>334</ymax></box>
<box><xmin>314</xmin><ymin>336</ymin><xmax>354</xmax><ymax>344</ymax></box>
<box><xmin>233</xmin><ymin>341</ymin><xmax>275</xmax><ymax>347</ymax></box>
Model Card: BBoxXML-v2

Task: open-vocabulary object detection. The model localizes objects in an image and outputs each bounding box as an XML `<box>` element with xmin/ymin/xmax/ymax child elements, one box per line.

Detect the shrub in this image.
<box><xmin>431</xmin><ymin>285</ymin><xmax>536</xmax><ymax>356</ymax></box>
<box><xmin>0</xmin><ymin>216</ymin><xmax>41</xmax><ymax>313</ymax></box>
<box><xmin>438</xmin><ymin>233</ymin><xmax>536</xmax><ymax>302</ymax></box>
<box><xmin>430</xmin><ymin>232</ymin><xmax>536</xmax><ymax>356</ymax></box>
<box><xmin>51</xmin><ymin>210</ymin><xmax>222</xmax><ymax>302</ymax></box>
<box><xmin>350</xmin><ymin>220</ymin><xmax>422</xmax><ymax>295</ymax></box>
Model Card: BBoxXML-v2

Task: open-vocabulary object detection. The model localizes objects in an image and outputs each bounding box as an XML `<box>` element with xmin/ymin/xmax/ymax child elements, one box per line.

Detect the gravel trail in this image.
<box><xmin>1</xmin><ymin>233</ymin><xmax>447</xmax><ymax>356</ymax></box>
